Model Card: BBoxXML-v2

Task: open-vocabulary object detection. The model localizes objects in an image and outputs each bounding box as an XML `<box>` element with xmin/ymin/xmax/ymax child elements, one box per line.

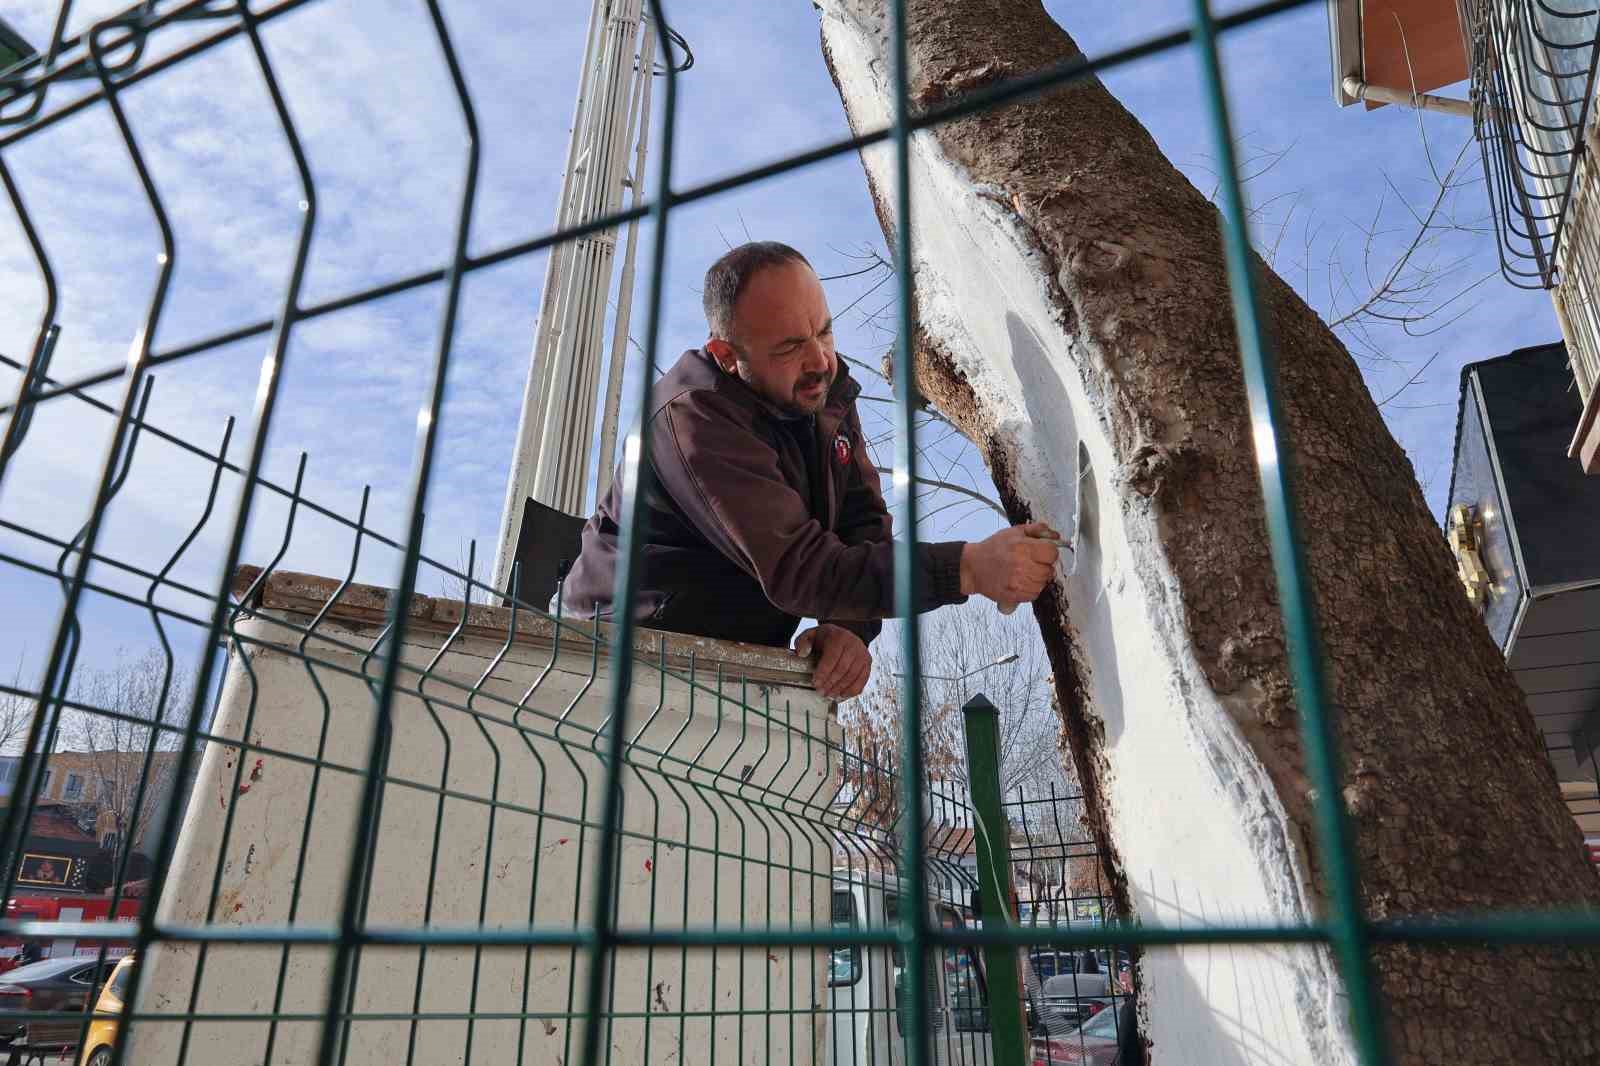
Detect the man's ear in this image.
<box><xmin>705</xmin><ymin>338</ymin><xmax>738</xmax><ymax>373</ymax></box>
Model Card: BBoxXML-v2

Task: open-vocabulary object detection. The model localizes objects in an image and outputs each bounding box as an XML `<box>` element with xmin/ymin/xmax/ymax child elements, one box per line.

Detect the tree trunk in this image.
<box><xmin>814</xmin><ymin>2</ymin><xmax>1600</xmax><ymax>1063</ymax></box>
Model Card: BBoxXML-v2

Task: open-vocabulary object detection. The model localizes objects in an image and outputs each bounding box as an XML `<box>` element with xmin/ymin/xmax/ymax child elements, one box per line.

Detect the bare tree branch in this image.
<box><xmin>840</xmin><ymin>602</ymin><xmax>1070</xmax><ymax>801</ymax></box>
<box><xmin>876</xmin><ymin>466</ymin><xmax>1008</xmax><ymax>519</ymax></box>
<box><xmin>56</xmin><ymin>648</ymin><xmax>199</xmax><ymax>882</ymax></box>
<box><xmin>1376</xmin><ymin>349</ymin><xmax>1446</xmax><ymax>407</ymax></box>
<box><xmin>0</xmin><ymin>657</ymin><xmax>35</xmax><ymax>755</ymax></box>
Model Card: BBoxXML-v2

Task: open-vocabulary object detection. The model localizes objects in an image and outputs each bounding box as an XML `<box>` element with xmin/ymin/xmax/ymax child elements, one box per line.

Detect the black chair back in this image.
<box><xmin>506</xmin><ymin>496</ymin><xmax>586</xmax><ymax>610</ymax></box>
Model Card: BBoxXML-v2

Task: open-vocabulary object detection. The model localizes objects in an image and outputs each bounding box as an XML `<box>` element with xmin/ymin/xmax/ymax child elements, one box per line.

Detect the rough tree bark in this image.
<box><xmin>814</xmin><ymin>2</ymin><xmax>1600</xmax><ymax>1064</ymax></box>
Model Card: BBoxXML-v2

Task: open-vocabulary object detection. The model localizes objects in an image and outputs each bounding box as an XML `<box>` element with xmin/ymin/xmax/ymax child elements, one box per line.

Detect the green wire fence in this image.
<box><xmin>0</xmin><ymin>1</ymin><xmax>1596</xmax><ymax>1065</ymax></box>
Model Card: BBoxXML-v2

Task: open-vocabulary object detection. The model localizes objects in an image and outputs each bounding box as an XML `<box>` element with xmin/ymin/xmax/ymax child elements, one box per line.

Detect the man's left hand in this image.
<box><xmin>793</xmin><ymin>624</ymin><xmax>872</xmax><ymax>701</ymax></box>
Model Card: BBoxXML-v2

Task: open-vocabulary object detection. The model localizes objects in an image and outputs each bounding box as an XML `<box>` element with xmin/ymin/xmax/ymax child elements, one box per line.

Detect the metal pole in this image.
<box><xmin>492</xmin><ymin>0</ymin><xmax>608</xmax><ymax>590</ymax></box>
<box><xmin>1339</xmin><ymin>76</ymin><xmax>1473</xmax><ymax>117</ymax></box>
<box><xmin>595</xmin><ymin>23</ymin><xmax>655</xmax><ymax>497</ymax></box>
<box><xmin>535</xmin><ymin>1</ymin><xmax>639</xmax><ymax>509</ymax></box>
<box><xmin>492</xmin><ymin>0</ymin><xmax>652</xmax><ymax>591</ymax></box>
<box><xmin>961</xmin><ymin>694</ymin><xmax>1027</xmax><ymax>1066</ymax></box>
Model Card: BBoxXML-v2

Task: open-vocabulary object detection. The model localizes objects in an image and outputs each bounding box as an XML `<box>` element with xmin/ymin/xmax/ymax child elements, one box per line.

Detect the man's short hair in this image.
<box><xmin>702</xmin><ymin>241</ymin><xmax>811</xmax><ymax>348</ymax></box>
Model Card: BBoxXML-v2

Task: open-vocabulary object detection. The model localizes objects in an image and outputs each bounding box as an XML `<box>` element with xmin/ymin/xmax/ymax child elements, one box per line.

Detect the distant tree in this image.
<box><xmin>0</xmin><ymin>658</ymin><xmax>35</xmax><ymax>755</ymax></box>
<box><xmin>844</xmin><ymin>600</ymin><xmax>1067</xmax><ymax>799</ymax></box>
<box><xmin>60</xmin><ymin>648</ymin><xmax>195</xmax><ymax>874</ymax></box>
<box><xmin>836</xmin><ymin>601</ymin><xmax>1073</xmax><ymax>876</ymax></box>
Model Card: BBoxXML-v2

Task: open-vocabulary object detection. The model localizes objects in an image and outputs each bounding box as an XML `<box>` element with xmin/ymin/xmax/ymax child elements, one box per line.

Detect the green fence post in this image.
<box><xmin>962</xmin><ymin>694</ymin><xmax>1027</xmax><ymax>1066</ymax></box>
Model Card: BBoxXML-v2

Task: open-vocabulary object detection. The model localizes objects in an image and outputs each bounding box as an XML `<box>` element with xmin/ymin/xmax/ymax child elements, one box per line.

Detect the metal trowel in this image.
<box><xmin>997</xmin><ymin>443</ymin><xmax>1086</xmax><ymax>615</ymax></box>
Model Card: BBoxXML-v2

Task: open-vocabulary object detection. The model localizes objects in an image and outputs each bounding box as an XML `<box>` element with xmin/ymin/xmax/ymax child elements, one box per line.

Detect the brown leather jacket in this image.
<box><xmin>561</xmin><ymin>348</ymin><xmax>968</xmax><ymax>647</ymax></box>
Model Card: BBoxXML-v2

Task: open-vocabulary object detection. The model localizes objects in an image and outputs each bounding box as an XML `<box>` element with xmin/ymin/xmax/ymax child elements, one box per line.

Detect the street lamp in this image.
<box><xmin>895</xmin><ymin>652</ymin><xmax>1018</xmax><ymax>684</ymax></box>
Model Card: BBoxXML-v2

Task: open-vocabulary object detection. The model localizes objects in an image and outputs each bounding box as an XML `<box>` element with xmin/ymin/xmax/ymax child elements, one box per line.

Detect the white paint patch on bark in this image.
<box><xmin>817</xmin><ymin>4</ymin><xmax>1357</xmax><ymax>1063</ymax></box>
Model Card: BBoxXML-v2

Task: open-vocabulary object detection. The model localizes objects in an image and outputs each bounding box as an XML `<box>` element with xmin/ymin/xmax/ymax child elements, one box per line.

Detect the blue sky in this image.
<box><xmin>0</xmin><ymin>0</ymin><xmax>1558</xmax><ymax>693</ymax></box>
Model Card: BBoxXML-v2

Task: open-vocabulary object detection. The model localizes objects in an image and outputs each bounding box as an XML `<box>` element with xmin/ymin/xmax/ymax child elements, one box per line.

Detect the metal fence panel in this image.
<box><xmin>3</xmin><ymin>3</ymin><xmax>1598</xmax><ymax>1066</ymax></box>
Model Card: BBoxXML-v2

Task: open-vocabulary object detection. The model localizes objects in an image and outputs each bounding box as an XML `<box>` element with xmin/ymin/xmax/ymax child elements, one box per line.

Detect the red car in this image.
<box><xmin>1030</xmin><ymin>998</ymin><xmax>1137</xmax><ymax>1065</ymax></box>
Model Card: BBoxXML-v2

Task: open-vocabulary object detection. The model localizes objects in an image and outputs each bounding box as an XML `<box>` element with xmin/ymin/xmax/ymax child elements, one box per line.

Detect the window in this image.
<box><xmin>948</xmin><ymin>943</ymin><xmax>988</xmax><ymax>1032</ymax></box>
<box><xmin>0</xmin><ymin>761</ymin><xmax>17</xmax><ymax>786</ymax></box>
<box><xmin>63</xmin><ymin>773</ymin><xmax>83</xmax><ymax>802</ymax></box>
<box><xmin>108</xmin><ymin>959</ymin><xmax>132</xmax><ymax>1001</ymax></box>
<box><xmin>1030</xmin><ymin>949</ymin><xmax>1076</xmax><ymax>981</ymax></box>
<box><xmin>68</xmin><ymin>959</ymin><xmax>120</xmax><ymax>988</ymax></box>
<box><xmin>1072</xmin><ymin>898</ymin><xmax>1102</xmax><ymax>923</ymax></box>
<box><xmin>885</xmin><ymin>895</ymin><xmax>945</xmax><ymax>1036</ymax></box>
<box><xmin>827</xmin><ymin>887</ymin><xmax>861</xmax><ymax>988</ymax></box>
<box><xmin>40</xmin><ymin>769</ymin><xmax>51</xmax><ymax>795</ymax></box>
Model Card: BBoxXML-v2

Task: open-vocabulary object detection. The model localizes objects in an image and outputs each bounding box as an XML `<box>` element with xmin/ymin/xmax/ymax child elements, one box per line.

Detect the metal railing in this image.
<box><xmin>1553</xmin><ymin>175</ymin><xmax>1600</xmax><ymax>402</ymax></box>
<box><xmin>2</xmin><ymin>2</ymin><xmax>1597</xmax><ymax>1066</ymax></box>
<box><xmin>1462</xmin><ymin>0</ymin><xmax>1600</xmax><ymax>291</ymax></box>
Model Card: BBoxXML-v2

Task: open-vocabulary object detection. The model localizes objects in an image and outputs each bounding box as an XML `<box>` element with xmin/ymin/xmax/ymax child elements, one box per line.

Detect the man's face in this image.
<box><xmin>708</xmin><ymin>260</ymin><xmax>837</xmax><ymax>416</ymax></box>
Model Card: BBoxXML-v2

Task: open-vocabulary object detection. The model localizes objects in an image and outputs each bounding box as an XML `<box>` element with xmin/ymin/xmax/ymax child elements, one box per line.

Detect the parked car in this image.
<box><xmin>959</xmin><ymin>948</ymin><xmax>1115</xmax><ymax>1036</ymax></box>
<box><xmin>76</xmin><ymin>954</ymin><xmax>134</xmax><ymax>1066</ymax></box>
<box><xmin>1027</xmin><ymin>949</ymin><xmax>1075</xmax><ymax>981</ymax></box>
<box><xmin>0</xmin><ymin>954</ymin><xmax>120</xmax><ymax>1058</ymax></box>
<box><xmin>1029</xmin><ymin>948</ymin><xmax>1117</xmax><ymax>982</ymax></box>
<box><xmin>1029</xmin><ymin>998</ymin><xmax>1138</xmax><ymax>1065</ymax></box>
<box><xmin>1032</xmin><ymin>972</ymin><xmax>1113</xmax><ymax>1035</ymax></box>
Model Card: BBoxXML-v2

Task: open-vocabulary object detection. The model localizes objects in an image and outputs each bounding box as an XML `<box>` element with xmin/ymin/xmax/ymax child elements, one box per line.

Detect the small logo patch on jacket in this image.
<box><xmin>833</xmin><ymin>430</ymin><xmax>852</xmax><ymax>465</ymax></box>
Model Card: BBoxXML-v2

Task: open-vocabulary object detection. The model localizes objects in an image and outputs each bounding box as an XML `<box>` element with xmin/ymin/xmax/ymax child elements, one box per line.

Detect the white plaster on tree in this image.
<box><xmin>816</xmin><ymin>3</ymin><xmax>1357</xmax><ymax>1063</ymax></box>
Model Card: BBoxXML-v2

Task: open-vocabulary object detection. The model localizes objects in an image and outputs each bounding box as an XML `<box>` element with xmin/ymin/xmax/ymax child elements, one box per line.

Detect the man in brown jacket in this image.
<box><xmin>563</xmin><ymin>242</ymin><xmax>1061</xmax><ymax>699</ymax></box>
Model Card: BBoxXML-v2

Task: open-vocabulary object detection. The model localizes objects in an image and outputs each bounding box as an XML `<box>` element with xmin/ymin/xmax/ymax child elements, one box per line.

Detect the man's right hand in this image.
<box><xmin>960</xmin><ymin>522</ymin><xmax>1065</xmax><ymax>612</ymax></box>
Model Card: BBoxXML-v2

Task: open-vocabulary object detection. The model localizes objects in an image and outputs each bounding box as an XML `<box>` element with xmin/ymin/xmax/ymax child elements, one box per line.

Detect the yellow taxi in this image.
<box><xmin>76</xmin><ymin>954</ymin><xmax>133</xmax><ymax>1066</ymax></box>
